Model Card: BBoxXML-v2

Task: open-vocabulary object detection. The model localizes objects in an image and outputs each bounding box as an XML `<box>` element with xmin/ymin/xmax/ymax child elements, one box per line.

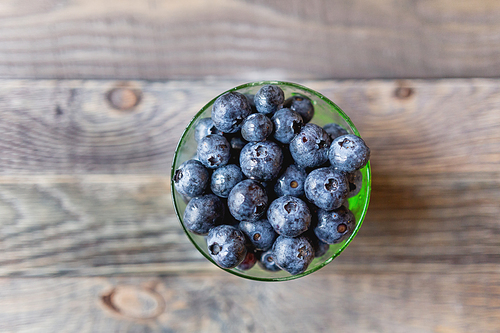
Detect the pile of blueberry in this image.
<box><xmin>174</xmin><ymin>85</ymin><xmax>370</xmax><ymax>275</ymax></box>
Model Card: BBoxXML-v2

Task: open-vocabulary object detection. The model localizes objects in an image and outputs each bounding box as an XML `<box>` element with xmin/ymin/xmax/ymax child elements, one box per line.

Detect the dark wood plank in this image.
<box><xmin>0</xmin><ymin>0</ymin><xmax>500</xmax><ymax>79</ymax></box>
<box><xmin>0</xmin><ymin>79</ymin><xmax>499</xmax><ymax>277</ymax></box>
<box><xmin>1</xmin><ymin>274</ymin><xmax>499</xmax><ymax>333</ymax></box>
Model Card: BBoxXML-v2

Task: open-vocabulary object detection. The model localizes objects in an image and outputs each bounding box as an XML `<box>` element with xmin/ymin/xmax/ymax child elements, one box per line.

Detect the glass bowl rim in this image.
<box><xmin>171</xmin><ymin>80</ymin><xmax>371</xmax><ymax>281</ymax></box>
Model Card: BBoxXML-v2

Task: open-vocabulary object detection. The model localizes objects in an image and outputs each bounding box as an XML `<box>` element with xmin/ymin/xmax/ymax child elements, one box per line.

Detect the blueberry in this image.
<box><xmin>183</xmin><ymin>194</ymin><xmax>224</xmax><ymax>235</ymax></box>
<box><xmin>195</xmin><ymin>118</ymin><xmax>223</xmax><ymax>142</ymax></box>
<box><xmin>207</xmin><ymin>225</ymin><xmax>247</xmax><ymax>268</ymax></box>
<box><xmin>211</xmin><ymin>164</ymin><xmax>244</xmax><ymax>198</ymax></box>
<box><xmin>241</xmin><ymin>113</ymin><xmax>274</xmax><ymax>142</ymax></box>
<box><xmin>304</xmin><ymin>231</ymin><xmax>330</xmax><ymax>258</ymax></box>
<box><xmin>239</xmin><ymin>141</ymin><xmax>283</xmax><ymax>182</ymax></box>
<box><xmin>230</xmin><ymin>136</ymin><xmax>247</xmax><ymax>151</ymax></box>
<box><xmin>346</xmin><ymin>169</ymin><xmax>363</xmax><ymax>198</ymax></box>
<box><xmin>258</xmin><ymin>250</ymin><xmax>281</xmax><ymax>272</ymax></box>
<box><xmin>228</xmin><ymin>179</ymin><xmax>268</xmax><ymax>222</ymax></box>
<box><xmin>197</xmin><ymin>134</ymin><xmax>231</xmax><ymax>169</ymax></box>
<box><xmin>329</xmin><ymin>134</ymin><xmax>370</xmax><ymax>173</ymax></box>
<box><xmin>289</xmin><ymin>123</ymin><xmax>331</xmax><ymax>168</ymax></box>
<box><xmin>212</xmin><ymin>92</ymin><xmax>252</xmax><ymax>133</ymax></box>
<box><xmin>237</xmin><ymin>250</ymin><xmax>257</xmax><ymax>271</ymax></box>
<box><xmin>227</xmin><ymin>136</ymin><xmax>247</xmax><ymax>164</ymax></box>
<box><xmin>274</xmin><ymin>164</ymin><xmax>307</xmax><ymax>197</ymax></box>
<box><xmin>323</xmin><ymin>123</ymin><xmax>348</xmax><ymax>141</ymax></box>
<box><xmin>304</xmin><ymin>167</ymin><xmax>349</xmax><ymax>211</ymax></box>
<box><xmin>267</xmin><ymin>196</ymin><xmax>311</xmax><ymax>237</ymax></box>
<box><xmin>254</xmin><ymin>85</ymin><xmax>284</xmax><ymax>115</ymax></box>
<box><xmin>283</xmin><ymin>94</ymin><xmax>314</xmax><ymax>123</ymax></box>
<box><xmin>244</xmin><ymin>93</ymin><xmax>257</xmax><ymax>113</ymax></box>
<box><xmin>314</xmin><ymin>206</ymin><xmax>355</xmax><ymax>244</ymax></box>
<box><xmin>313</xmin><ymin>238</ymin><xmax>330</xmax><ymax>257</ymax></box>
<box><xmin>239</xmin><ymin>219</ymin><xmax>277</xmax><ymax>251</ymax></box>
<box><xmin>271</xmin><ymin>108</ymin><xmax>303</xmax><ymax>144</ymax></box>
<box><xmin>272</xmin><ymin>235</ymin><xmax>314</xmax><ymax>275</ymax></box>
<box><xmin>173</xmin><ymin>159</ymin><xmax>210</xmax><ymax>197</ymax></box>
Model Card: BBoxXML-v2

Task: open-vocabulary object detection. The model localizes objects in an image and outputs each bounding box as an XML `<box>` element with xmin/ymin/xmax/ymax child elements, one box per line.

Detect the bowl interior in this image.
<box><xmin>171</xmin><ymin>81</ymin><xmax>371</xmax><ymax>281</ymax></box>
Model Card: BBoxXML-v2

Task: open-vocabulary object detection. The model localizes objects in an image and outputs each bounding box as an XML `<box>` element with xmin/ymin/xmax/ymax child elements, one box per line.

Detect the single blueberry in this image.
<box><xmin>254</xmin><ymin>85</ymin><xmax>284</xmax><ymax>115</ymax></box>
<box><xmin>239</xmin><ymin>141</ymin><xmax>283</xmax><ymax>182</ymax></box>
<box><xmin>272</xmin><ymin>235</ymin><xmax>314</xmax><ymax>275</ymax></box>
<box><xmin>314</xmin><ymin>206</ymin><xmax>355</xmax><ymax>244</ymax></box>
<box><xmin>289</xmin><ymin>123</ymin><xmax>331</xmax><ymax>168</ymax></box>
<box><xmin>267</xmin><ymin>196</ymin><xmax>311</xmax><ymax>237</ymax></box>
<box><xmin>207</xmin><ymin>225</ymin><xmax>247</xmax><ymax>269</ymax></box>
<box><xmin>313</xmin><ymin>239</ymin><xmax>330</xmax><ymax>258</ymax></box>
<box><xmin>244</xmin><ymin>93</ymin><xmax>257</xmax><ymax>113</ymax></box>
<box><xmin>304</xmin><ymin>167</ymin><xmax>349</xmax><ymax>211</ymax></box>
<box><xmin>228</xmin><ymin>179</ymin><xmax>268</xmax><ymax>222</ymax></box>
<box><xmin>274</xmin><ymin>164</ymin><xmax>307</xmax><ymax>197</ymax></box>
<box><xmin>239</xmin><ymin>219</ymin><xmax>277</xmax><ymax>251</ymax></box>
<box><xmin>212</xmin><ymin>92</ymin><xmax>252</xmax><ymax>133</ymax></box>
<box><xmin>323</xmin><ymin>123</ymin><xmax>348</xmax><ymax>141</ymax></box>
<box><xmin>211</xmin><ymin>164</ymin><xmax>244</xmax><ymax>198</ymax></box>
<box><xmin>329</xmin><ymin>134</ymin><xmax>370</xmax><ymax>173</ymax></box>
<box><xmin>237</xmin><ymin>250</ymin><xmax>257</xmax><ymax>271</ymax></box>
<box><xmin>271</xmin><ymin>108</ymin><xmax>303</xmax><ymax>144</ymax></box>
<box><xmin>195</xmin><ymin>118</ymin><xmax>224</xmax><ymax>142</ymax></box>
<box><xmin>258</xmin><ymin>249</ymin><xmax>281</xmax><ymax>272</ymax></box>
<box><xmin>227</xmin><ymin>135</ymin><xmax>247</xmax><ymax>165</ymax></box>
<box><xmin>197</xmin><ymin>134</ymin><xmax>231</xmax><ymax>169</ymax></box>
<box><xmin>283</xmin><ymin>94</ymin><xmax>314</xmax><ymax>123</ymax></box>
<box><xmin>183</xmin><ymin>194</ymin><xmax>224</xmax><ymax>235</ymax></box>
<box><xmin>230</xmin><ymin>136</ymin><xmax>247</xmax><ymax>151</ymax></box>
<box><xmin>346</xmin><ymin>169</ymin><xmax>363</xmax><ymax>198</ymax></box>
<box><xmin>241</xmin><ymin>113</ymin><xmax>274</xmax><ymax>142</ymax></box>
<box><xmin>173</xmin><ymin>159</ymin><xmax>209</xmax><ymax>197</ymax></box>
<box><xmin>303</xmin><ymin>230</ymin><xmax>330</xmax><ymax>258</ymax></box>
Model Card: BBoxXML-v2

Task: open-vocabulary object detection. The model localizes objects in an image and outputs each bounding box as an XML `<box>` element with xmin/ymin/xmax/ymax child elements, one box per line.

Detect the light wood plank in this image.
<box><xmin>0</xmin><ymin>79</ymin><xmax>499</xmax><ymax>175</ymax></box>
<box><xmin>0</xmin><ymin>274</ymin><xmax>499</xmax><ymax>333</ymax></box>
<box><xmin>0</xmin><ymin>174</ymin><xmax>498</xmax><ymax>276</ymax></box>
<box><xmin>0</xmin><ymin>0</ymin><xmax>499</xmax><ymax>79</ymax></box>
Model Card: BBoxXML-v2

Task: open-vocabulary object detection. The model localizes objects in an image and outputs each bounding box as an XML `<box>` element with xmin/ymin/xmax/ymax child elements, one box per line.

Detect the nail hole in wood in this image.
<box><xmin>107</xmin><ymin>87</ymin><xmax>141</xmax><ymax>111</ymax></box>
<box><xmin>55</xmin><ymin>105</ymin><xmax>63</xmax><ymax>116</ymax></box>
<box><xmin>394</xmin><ymin>82</ymin><xmax>414</xmax><ymax>99</ymax></box>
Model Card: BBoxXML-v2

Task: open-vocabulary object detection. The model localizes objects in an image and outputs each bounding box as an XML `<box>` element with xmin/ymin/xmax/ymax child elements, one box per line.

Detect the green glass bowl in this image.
<box><xmin>171</xmin><ymin>81</ymin><xmax>371</xmax><ymax>281</ymax></box>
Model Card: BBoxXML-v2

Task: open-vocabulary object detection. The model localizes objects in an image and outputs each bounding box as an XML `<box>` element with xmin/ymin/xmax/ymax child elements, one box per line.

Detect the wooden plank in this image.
<box><xmin>0</xmin><ymin>274</ymin><xmax>499</xmax><ymax>333</ymax></box>
<box><xmin>0</xmin><ymin>175</ymin><xmax>498</xmax><ymax>276</ymax></box>
<box><xmin>0</xmin><ymin>79</ymin><xmax>499</xmax><ymax>175</ymax></box>
<box><xmin>0</xmin><ymin>78</ymin><xmax>499</xmax><ymax>277</ymax></box>
<box><xmin>0</xmin><ymin>176</ymin><xmax>215</xmax><ymax>277</ymax></box>
<box><xmin>0</xmin><ymin>79</ymin><xmax>235</xmax><ymax>174</ymax></box>
<box><xmin>0</xmin><ymin>0</ymin><xmax>499</xmax><ymax>79</ymax></box>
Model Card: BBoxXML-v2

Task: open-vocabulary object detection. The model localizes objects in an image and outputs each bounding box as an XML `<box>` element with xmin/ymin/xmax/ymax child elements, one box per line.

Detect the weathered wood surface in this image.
<box><xmin>1</xmin><ymin>78</ymin><xmax>500</xmax><ymax>332</ymax></box>
<box><xmin>1</xmin><ymin>273</ymin><xmax>499</xmax><ymax>333</ymax></box>
<box><xmin>0</xmin><ymin>0</ymin><xmax>500</xmax><ymax>80</ymax></box>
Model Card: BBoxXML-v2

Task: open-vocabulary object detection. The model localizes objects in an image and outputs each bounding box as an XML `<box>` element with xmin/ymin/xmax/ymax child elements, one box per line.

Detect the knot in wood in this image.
<box><xmin>101</xmin><ymin>285</ymin><xmax>165</xmax><ymax>320</ymax></box>
<box><xmin>107</xmin><ymin>87</ymin><xmax>141</xmax><ymax>110</ymax></box>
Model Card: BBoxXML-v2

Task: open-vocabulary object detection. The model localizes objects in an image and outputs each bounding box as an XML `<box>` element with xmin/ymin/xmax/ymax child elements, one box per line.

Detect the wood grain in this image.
<box><xmin>0</xmin><ymin>79</ymin><xmax>499</xmax><ymax>277</ymax></box>
<box><xmin>0</xmin><ymin>0</ymin><xmax>500</xmax><ymax>79</ymax></box>
<box><xmin>1</xmin><ymin>274</ymin><xmax>499</xmax><ymax>333</ymax></box>
<box><xmin>1</xmin><ymin>78</ymin><xmax>500</xmax><ymax>332</ymax></box>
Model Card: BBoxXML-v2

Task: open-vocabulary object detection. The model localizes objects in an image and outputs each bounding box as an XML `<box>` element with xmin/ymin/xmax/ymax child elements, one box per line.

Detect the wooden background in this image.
<box><xmin>0</xmin><ymin>1</ymin><xmax>500</xmax><ymax>333</ymax></box>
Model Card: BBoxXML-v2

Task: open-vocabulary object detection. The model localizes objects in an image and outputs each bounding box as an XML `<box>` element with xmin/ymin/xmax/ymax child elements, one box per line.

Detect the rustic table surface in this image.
<box><xmin>1</xmin><ymin>1</ymin><xmax>500</xmax><ymax>333</ymax></box>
